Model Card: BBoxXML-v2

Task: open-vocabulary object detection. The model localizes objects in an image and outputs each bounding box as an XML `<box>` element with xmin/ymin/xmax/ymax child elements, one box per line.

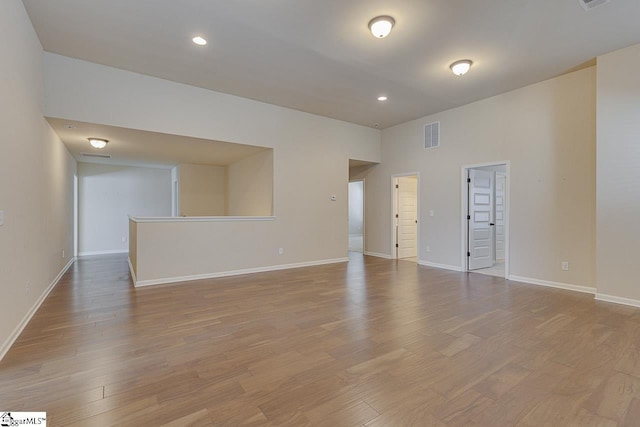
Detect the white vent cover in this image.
<box><xmin>81</xmin><ymin>152</ymin><xmax>111</xmax><ymax>159</ymax></box>
<box><xmin>578</xmin><ymin>0</ymin><xmax>610</xmax><ymax>11</ymax></box>
<box><xmin>424</xmin><ymin>121</ymin><xmax>440</xmax><ymax>149</ymax></box>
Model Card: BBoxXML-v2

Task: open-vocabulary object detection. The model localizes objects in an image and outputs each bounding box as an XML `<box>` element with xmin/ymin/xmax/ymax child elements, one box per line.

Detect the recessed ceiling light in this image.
<box><xmin>450</xmin><ymin>59</ymin><xmax>473</xmax><ymax>76</ymax></box>
<box><xmin>63</xmin><ymin>124</ymin><xmax>77</xmax><ymax>129</ymax></box>
<box><xmin>88</xmin><ymin>138</ymin><xmax>108</xmax><ymax>149</ymax></box>
<box><xmin>378</xmin><ymin>96</ymin><xmax>388</xmax><ymax>101</ymax></box>
<box><xmin>368</xmin><ymin>16</ymin><xmax>395</xmax><ymax>38</ymax></box>
<box><xmin>192</xmin><ymin>36</ymin><xmax>207</xmax><ymax>46</ymax></box>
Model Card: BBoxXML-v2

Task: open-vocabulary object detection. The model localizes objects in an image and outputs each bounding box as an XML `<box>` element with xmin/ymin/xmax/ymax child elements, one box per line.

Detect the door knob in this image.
<box><xmin>490</xmin><ymin>223</ymin><xmax>495</xmax><ymax>226</ymax></box>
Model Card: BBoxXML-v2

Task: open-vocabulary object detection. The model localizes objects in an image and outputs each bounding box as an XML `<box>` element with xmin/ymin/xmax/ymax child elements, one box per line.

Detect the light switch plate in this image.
<box><xmin>0</xmin><ymin>210</ymin><xmax>4</xmax><ymax>226</ymax></box>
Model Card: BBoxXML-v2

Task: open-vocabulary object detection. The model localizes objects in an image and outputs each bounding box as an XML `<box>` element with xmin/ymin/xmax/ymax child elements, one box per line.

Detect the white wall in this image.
<box><xmin>359</xmin><ymin>67</ymin><xmax>596</xmax><ymax>288</ymax></box>
<box><xmin>0</xmin><ymin>0</ymin><xmax>75</xmax><ymax>356</ymax></box>
<box><xmin>43</xmin><ymin>53</ymin><xmax>381</xmax><ymax>163</ymax></box>
<box><xmin>178</xmin><ymin>163</ymin><xmax>225</xmax><ymax>216</ymax></box>
<box><xmin>348</xmin><ymin>181</ymin><xmax>364</xmax><ymax>235</ymax></box>
<box><xmin>78</xmin><ymin>163</ymin><xmax>171</xmax><ymax>255</ymax></box>
<box><xmin>44</xmin><ymin>53</ymin><xmax>380</xmax><ymax>281</ymax></box>
<box><xmin>596</xmin><ymin>44</ymin><xmax>640</xmax><ymax>302</ymax></box>
<box><xmin>226</xmin><ymin>149</ymin><xmax>273</xmax><ymax>216</ymax></box>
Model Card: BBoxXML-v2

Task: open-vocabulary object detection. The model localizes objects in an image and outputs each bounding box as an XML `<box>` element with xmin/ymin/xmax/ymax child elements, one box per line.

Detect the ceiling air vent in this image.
<box><xmin>578</xmin><ymin>0</ymin><xmax>610</xmax><ymax>11</ymax></box>
<box><xmin>81</xmin><ymin>152</ymin><xmax>111</xmax><ymax>159</ymax></box>
<box><xmin>424</xmin><ymin>121</ymin><xmax>440</xmax><ymax>149</ymax></box>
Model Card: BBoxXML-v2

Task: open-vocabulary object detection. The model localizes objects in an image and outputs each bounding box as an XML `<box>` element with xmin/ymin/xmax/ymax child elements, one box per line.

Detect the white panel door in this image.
<box><xmin>495</xmin><ymin>173</ymin><xmax>506</xmax><ymax>260</ymax></box>
<box><xmin>468</xmin><ymin>169</ymin><xmax>494</xmax><ymax>270</ymax></box>
<box><xmin>397</xmin><ymin>176</ymin><xmax>417</xmax><ymax>258</ymax></box>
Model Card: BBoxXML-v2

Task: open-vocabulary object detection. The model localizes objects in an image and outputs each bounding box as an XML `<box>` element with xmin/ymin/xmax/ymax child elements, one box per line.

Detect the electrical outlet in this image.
<box><xmin>426</xmin><ymin>246</ymin><xmax>431</xmax><ymax>252</ymax></box>
<box><xmin>429</xmin><ymin>210</ymin><xmax>434</xmax><ymax>217</ymax></box>
<box><xmin>0</xmin><ymin>210</ymin><xmax>4</xmax><ymax>226</ymax></box>
<box><xmin>26</xmin><ymin>282</ymin><xmax>30</xmax><ymax>294</ymax></box>
<box><xmin>562</xmin><ymin>261</ymin><xmax>569</xmax><ymax>271</ymax></box>
<box><xmin>122</xmin><ymin>236</ymin><xmax>128</xmax><ymax>243</ymax></box>
<box><xmin>278</xmin><ymin>248</ymin><xmax>284</xmax><ymax>255</ymax></box>
<box><xmin>62</xmin><ymin>250</ymin><xmax>65</xmax><ymax>259</ymax></box>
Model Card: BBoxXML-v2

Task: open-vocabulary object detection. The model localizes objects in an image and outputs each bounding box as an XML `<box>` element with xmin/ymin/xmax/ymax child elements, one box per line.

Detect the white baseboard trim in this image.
<box><xmin>508</xmin><ymin>275</ymin><xmax>596</xmax><ymax>295</ymax></box>
<box><xmin>0</xmin><ymin>257</ymin><xmax>75</xmax><ymax>362</ymax></box>
<box><xmin>128</xmin><ymin>257</ymin><xmax>137</xmax><ymax>285</ymax></box>
<box><xmin>595</xmin><ymin>293</ymin><xmax>640</xmax><ymax>308</ymax></box>
<box><xmin>78</xmin><ymin>249</ymin><xmax>128</xmax><ymax>257</ymax></box>
<box><xmin>417</xmin><ymin>260</ymin><xmax>463</xmax><ymax>272</ymax></box>
<box><xmin>364</xmin><ymin>251</ymin><xmax>392</xmax><ymax>259</ymax></box>
<box><xmin>134</xmin><ymin>257</ymin><xmax>350</xmax><ymax>288</ymax></box>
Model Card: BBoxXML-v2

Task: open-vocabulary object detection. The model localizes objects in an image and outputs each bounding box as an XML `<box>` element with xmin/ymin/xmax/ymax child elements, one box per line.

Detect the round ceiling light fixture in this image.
<box><xmin>450</xmin><ymin>59</ymin><xmax>473</xmax><ymax>76</ymax></box>
<box><xmin>368</xmin><ymin>16</ymin><xmax>395</xmax><ymax>38</ymax></box>
<box><xmin>88</xmin><ymin>138</ymin><xmax>109</xmax><ymax>149</ymax></box>
<box><xmin>192</xmin><ymin>36</ymin><xmax>207</xmax><ymax>46</ymax></box>
<box><xmin>377</xmin><ymin>95</ymin><xmax>388</xmax><ymax>101</ymax></box>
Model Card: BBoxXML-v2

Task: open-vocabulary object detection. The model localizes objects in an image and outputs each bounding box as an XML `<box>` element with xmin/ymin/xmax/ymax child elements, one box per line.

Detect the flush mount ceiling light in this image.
<box><xmin>450</xmin><ymin>59</ymin><xmax>473</xmax><ymax>76</ymax></box>
<box><xmin>368</xmin><ymin>16</ymin><xmax>395</xmax><ymax>38</ymax></box>
<box><xmin>192</xmin><ymin>36</ymin><xmax>207</xmax><ymax>46</ymax></box>
<box><xmin>378</xmin><ymin>95</ymin><xmax>388</xmax><ymax>101</ymax></box>
<box><xmin>88</xmin><ymin>138</ymin><xmax>109</xmax><ymax>149</ymax></box>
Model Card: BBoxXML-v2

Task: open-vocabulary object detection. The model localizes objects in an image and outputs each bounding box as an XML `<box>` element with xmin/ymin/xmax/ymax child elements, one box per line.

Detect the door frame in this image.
<box><xmin>460</xmin><ymin>161</ymin><xmax>510</xmax><ymax>276</ymax></box>
<box><xmin>171</xmin><ymin>166</ymin><xmax>179</xmax><ymax>217</ymax></box>
<box><xmin>391</xmin><ymin>172</ymin><xmax>420</xmax><ymax>260</ymax></box>
<box><xmin>495</xmin><ymin>171</ymin><xmax>507</xmax><ymax>262</ymax></box>
<box><xmin>73</xmin><ymin>173</ymin><xmax>78</xmax><ymax>258</ymax></box>
<box><xmin>348</xmin><ymin>178</ymin><xmax>366</xmax><ymax>253</ymax></box>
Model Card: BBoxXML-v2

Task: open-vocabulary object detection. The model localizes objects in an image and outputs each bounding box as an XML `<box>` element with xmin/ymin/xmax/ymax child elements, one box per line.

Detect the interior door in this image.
<box><xmin>468</xmin><ymin>169</ymin><xmax>494</xmax><ymax>270</ymax></box>
<box><xmin>495</xmin><ymin>173</ymin><xmax>506</xmax><ymax>260</ymax></box>
<box><xmin>396</xmin><ymin>176</ymin><xmax>417</xmax><ymax>258</ymax></box>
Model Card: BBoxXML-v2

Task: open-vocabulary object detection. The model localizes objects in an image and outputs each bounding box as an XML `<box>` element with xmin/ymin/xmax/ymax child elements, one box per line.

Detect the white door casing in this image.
<box><xmin>495</xmin><ymin>173</ymin><xmax>506</xmax><ymax>261</ymax></box>
<box><xmin>396</xmin><ymin>176</ymin><xmax>418</xmax><ymax>259</ymax></box>
<box><xmin>468</xmin><ymin>169</ymin><xmax>494</xmax><ymax>270</ymax></box>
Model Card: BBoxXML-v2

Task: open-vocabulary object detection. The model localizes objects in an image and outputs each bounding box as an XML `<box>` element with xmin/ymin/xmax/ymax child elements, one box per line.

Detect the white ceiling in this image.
<box><xmin>25</xmin><ymin>0</ymin><xmax>640</xmax><ymax>129</ymax></box>
<box><xmin>47</xmin><ymin>118</ymin><xmax>269</xmax><ymax>168</ymax></box>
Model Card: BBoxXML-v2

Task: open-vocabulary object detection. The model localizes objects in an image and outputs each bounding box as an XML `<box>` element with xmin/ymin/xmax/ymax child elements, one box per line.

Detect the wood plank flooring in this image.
<box><xmin>2</xmin><ymin>253</ymin><xmax>640</xmax><ymax>426</ymax></box>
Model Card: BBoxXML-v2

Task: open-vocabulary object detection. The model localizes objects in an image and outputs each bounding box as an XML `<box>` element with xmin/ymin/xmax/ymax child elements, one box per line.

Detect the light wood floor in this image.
<box><xmin>472</xmin><ymin>260</ymin><xmax>505</xmax><ymax>278</ymax></box>
<box><xmin>2</xmin><ymin>254</ymin><xmax>640</xmax><ymax>426</ymax></box>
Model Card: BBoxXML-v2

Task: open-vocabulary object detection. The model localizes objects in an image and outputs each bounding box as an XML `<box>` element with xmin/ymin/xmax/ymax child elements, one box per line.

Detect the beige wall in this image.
<box><xmin>133</xmin><ymin>219</ymin><xmax>277</xmax><ymax>283</ymax></box>
<box><xmin>0</xmin><ymin>1</ymin><xmax>76</xmax><ymax>355</ymax></box>
<box><xmin>596</xmin><ymin>44</ymin><xmax>640</xmax><ymax>302</ymax></box>
<box><xmin>360</xmin><ymin>67</ymin><xmax>596</xmax><ymax>288</ymax></box>
<box><xmin>226</xmin><ymin>149</ymin><xmax>273</xmax><ymax>216</ymax></box>
<box><xmin>44</xmin><ymin>53</ymin><xmax>380</xmax><ymax>282</ymax></box>
<box><xmin>129</xmin><ymin>219</ymin><xmax>137</xmax><ymax>277</ymax></box>
<box><xmin>179</xmin><ymin>163</ymin><xmax>226</xmax><ymax>216</ymax></box>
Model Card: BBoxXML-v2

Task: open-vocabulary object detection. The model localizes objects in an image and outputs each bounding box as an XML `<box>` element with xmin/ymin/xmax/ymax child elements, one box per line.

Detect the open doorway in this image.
<box><xmin>348</xmin><ymin>180</ymin><xmax>365</xmax><ymax>253</ymax></box>
<box><xmin>392</xmin><ymin>173</ymin><xmax>419</xmax><ymax>261</ymax></box>
<box><xmin>73</xmin><ymin>173</ymin><xmax>78</xmax><ymax>258</ymax></box>
<box><xmin>461</xmin><ymin>162</ymin><xmax>509</xmax><ymax>278</ymax></box>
